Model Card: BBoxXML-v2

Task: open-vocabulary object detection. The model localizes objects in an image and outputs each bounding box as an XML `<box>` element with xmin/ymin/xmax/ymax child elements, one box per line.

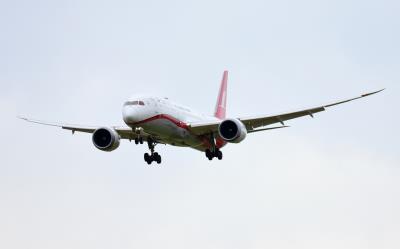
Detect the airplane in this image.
<box><xmin>19</xmin><ymin>71</ymin><xmax>384</xmax><ymax>164</ymax></box>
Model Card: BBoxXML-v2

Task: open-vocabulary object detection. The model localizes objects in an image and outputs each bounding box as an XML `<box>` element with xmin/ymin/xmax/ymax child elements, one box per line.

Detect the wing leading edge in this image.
<box><xmin>188</xmin><ymin>89</ymin><xmax>384</xmax><ymax>135</ymax></box>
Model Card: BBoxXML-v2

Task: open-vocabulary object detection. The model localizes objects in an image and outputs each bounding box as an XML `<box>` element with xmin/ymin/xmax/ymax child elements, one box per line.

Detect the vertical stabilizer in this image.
<box><xmin>214</xmin><ymin>71</ymin><xmax>228</xmax><ymax>119</ymax></box>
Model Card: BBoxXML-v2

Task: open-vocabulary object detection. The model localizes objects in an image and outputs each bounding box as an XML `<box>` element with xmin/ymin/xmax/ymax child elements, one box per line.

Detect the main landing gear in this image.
<box><xmin>205</xmin><ymin>148</ymin><xmax>223</xmax><ymax>161</ymax></box>
<box><xmin>144</xmin><ymin>138</ymin><xmax>162</xmax><ymax>165</ymax></box>
<box><xmin>204</xmin><ymin>134</ymin><xmax>223</xmax><ymax>161</ymax></box>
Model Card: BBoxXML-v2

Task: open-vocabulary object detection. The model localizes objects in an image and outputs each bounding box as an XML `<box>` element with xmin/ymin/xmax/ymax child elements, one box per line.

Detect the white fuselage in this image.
<box><xmin>122</xmin><ymin>96</ymin><xmax>221</xmax><ymax>151</ymax></box>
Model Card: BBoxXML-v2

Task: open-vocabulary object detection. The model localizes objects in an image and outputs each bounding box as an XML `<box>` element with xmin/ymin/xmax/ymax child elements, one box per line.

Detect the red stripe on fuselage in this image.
<box><xmin>128</xmin><ymin>114</ymin><xmax>189</xmax><ymax>130</ymax></box>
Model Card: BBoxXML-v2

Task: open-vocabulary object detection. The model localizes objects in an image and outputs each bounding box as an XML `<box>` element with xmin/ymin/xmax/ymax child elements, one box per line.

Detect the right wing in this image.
<box><xmin>18</xmin><ymin>116</ymin><xmax>163</xmax><ymax>142</ymax></box>
<box><xmin>188</xmin><ymin>89</ymin><xmax>384</xmax><ymax>135</ymax></box>
<box><xmin>18</xmin><ymin>116</ymin><xmax>97</xmax><ymax>133</ymax></box>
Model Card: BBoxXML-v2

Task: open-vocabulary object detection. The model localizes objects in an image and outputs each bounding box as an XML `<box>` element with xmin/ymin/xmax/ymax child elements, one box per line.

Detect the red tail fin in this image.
<box><xmin>214</xmin><ymin>71</ymin><xmax>228</xmax><ymax>119</ymax></box>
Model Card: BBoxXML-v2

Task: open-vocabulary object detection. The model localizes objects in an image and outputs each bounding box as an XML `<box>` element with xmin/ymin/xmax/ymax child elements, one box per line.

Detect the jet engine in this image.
<box><xmin>92</xmin><ymin>127</ymin><xmax>120</xmax><ymax>152</ymax></box>
<box><xmin>218</xmin><ymin>118</ymin><xmax>247</xmax><ymax>143</ymax></box>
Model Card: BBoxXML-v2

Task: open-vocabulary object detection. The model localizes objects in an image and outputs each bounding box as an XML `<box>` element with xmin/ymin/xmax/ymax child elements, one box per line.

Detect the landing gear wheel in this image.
<box><xmin>216</xmin><ymin>150</ymin><xmax>223</xmax><ymax>160</ymax></box>
<box><xmin>205</xmin><ymin>149</ymin><xmax>223</xmax><ymax>161</ymax></box>
<box><xmin>154</xmin><ymin>153</ymin><xmax>162</xmax><ymax>164</ymax></box>
<box><xmin>139</xmin><ymin>137</ymin><xmax>144</xmax><ymax>144</ymax></box>
<box><xmin>205</xmin><ymin>149</ymin><xmax>213</xmax><ymax>160</ymax></box>
<box><xmin>144</xmin><ymin>153</ymin><xmax>152</xmax><ymax>164</ymax></box>
<box><xmin>135</xmin><ymin>138</ymin><xmax>139</xmax><ymax>145</ymax></box>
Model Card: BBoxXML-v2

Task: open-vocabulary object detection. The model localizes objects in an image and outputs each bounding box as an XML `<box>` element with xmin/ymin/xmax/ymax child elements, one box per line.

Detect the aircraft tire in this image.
<box><xmin>217</xmin><ymin>150</ymin><xmax>223</xmax><ymax>160</ymax></box>
<box><xmin>205</xmin><ymin>149</ymin><xmax>212</xmax><ymax>159</ymax></box>
<box><xmin>156</xmin><ymin>155</ymin><xmax>161</xmax><ymax>164</ymax></box>
<box><xmin>144</xmin><ymin>153</ymin><xmax>152</xmax><ymax>164</ymax></box>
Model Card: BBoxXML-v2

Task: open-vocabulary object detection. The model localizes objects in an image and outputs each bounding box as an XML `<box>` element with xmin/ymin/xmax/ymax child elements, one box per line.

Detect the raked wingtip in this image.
<box><xmin>362</xmin><ymin>88</ymin><xmax>385</xmax><ymax>97</ymax></box>
<box><xmin>17</xmin><ymin>115</ymin><xmax>27</xmax><ymax>121</ymax></box>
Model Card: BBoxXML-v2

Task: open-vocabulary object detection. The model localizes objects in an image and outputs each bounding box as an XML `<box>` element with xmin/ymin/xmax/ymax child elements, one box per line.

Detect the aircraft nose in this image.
<box><xmin>122</xmin><ymin>106</ymin><xmax>138</xmax><ymax>125</ymax></box>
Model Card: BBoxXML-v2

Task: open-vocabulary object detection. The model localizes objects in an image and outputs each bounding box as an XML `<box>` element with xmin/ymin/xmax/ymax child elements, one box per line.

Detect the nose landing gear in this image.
<box><xmin>134</xmin><ymin>137</ymin><xmax>143</xmax><ymax>145</ymax></box>
<box><xmin>134</xmin><ymin>128</ymin><xmax>144</xmax><ymax>145</ymax></box>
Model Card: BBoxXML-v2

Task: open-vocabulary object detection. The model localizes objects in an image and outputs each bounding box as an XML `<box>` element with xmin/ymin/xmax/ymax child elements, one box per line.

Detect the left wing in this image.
<box><xmin>188</xmin><ymin>89</ymin><xmax>384</xmax><ymax>135</ymax></box>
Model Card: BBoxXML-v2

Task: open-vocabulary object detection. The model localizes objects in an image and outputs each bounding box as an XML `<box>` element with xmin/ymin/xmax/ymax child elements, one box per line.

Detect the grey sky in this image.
<box><xmin>1</xmin><ymin>0</ymin><xmax>399</xmax><ymax>248</ymax></box>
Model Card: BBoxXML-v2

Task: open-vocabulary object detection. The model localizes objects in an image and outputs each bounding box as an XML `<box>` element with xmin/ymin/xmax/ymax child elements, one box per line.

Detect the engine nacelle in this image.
<box><xmin>92</xmin><ymin>127</ymin><xmax>120</xmax><ymax>152</ymax></box>
<box><xmin>218</xmin><ymin>118</ymin><xmax>247</xmax><ymax>143</ymax></box>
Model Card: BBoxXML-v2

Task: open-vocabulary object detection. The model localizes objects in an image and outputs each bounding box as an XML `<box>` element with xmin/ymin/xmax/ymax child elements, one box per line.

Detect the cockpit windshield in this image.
<box><xmin>124</xmin><ymin>100</ymin><xmax>145</xmax><ymax>106</ymax></box>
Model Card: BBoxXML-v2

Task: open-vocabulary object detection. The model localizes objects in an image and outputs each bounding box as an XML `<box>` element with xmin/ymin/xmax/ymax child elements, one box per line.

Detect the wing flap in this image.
<box><xmin>247</xmin><ymin>125</ymin><xmax>290</xmax><ymax>133</ymax></box>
